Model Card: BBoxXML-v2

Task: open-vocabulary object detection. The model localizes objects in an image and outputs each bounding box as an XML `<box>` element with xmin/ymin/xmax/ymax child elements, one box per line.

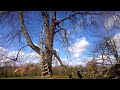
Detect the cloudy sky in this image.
<box><xmin>0</xmin><ymin>11</ymin><xmax>120</xmax><ymax>66</ymax></box>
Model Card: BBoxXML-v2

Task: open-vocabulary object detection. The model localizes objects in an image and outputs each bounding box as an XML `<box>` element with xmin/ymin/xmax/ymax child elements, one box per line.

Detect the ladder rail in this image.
<box><xmin>39</xmin><ymin>24</ymin><xmax>51</xmax><ymax>77</ymax></box>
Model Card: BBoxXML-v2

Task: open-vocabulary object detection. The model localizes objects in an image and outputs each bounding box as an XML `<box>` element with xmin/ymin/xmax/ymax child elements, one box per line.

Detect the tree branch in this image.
<box><xmin>54</xmin><ymin>24</ymin><xmax>66</xmax><ymax>35</ymax></box>
<box><xmin>53</xmin><ymin>52</ymin><xmax>66</xmax><ymax>68</ymax></box>
<box><xmin>41</xmin><ymin>11</ymin><xmax>49</xmax><ymax>31</ymax></box>
<box><xmin>53</xmin><ymin>52</ymin><xmax>63</xmax><ymax>66</ymax></box>
<box><xmin>0</xmin><ymin>45</ymin><xmax>28</xmax><ymax>62</ymax></box>
<box><xmin>57</xmin><ymin>12</ymin><xmax>79</xmax><ymax>25</ymax></box>
<box><xmin>16</xmin><ymin>45</ymin><xmax>29</xmax><ymax>61</ymax></box>
<box><xmin>18</xmin><ymin>11</ymin><xmax>40</xmax><ymax>55</ymax></box>
<box><xmin>57</xmin><ymin>11</ymin><xmax>115</xmax><ymax>25</ymax></box>
<box><xmin>52</xmin><ymin>11</ymin><xmax>56</xmax><ymax>23</ymax></box>
<box><xmin>53</xmin><ymin>26</ymin><xmax>62</xmax><ymax>35</ymax></box>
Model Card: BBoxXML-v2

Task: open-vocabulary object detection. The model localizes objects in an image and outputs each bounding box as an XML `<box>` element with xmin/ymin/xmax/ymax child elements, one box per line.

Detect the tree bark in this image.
<box><xmin>18</xmin><ymin>11</ymin><xmax>65</xmax><ymax>76</ymax></box>
<box><xmin>42</xmin><ymin>11</ymin><xmax>57</xmax><ymax>75</ymax></box>
<box><xmin>44</xmin><ymin>29</ymin><xmax>54</xmax><ymax>74</ymax></box>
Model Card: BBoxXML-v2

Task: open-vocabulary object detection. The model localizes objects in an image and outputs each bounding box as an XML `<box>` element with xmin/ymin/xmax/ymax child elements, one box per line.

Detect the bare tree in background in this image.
<box><xmin>0</xmin><ymin>11</ymin><xmax>119</xmax><ymax>76</ymax></box>
<box><xmin>92</xmin><ymin>24</ymin><xmax>120</xmax><ymax>65</ymax></box>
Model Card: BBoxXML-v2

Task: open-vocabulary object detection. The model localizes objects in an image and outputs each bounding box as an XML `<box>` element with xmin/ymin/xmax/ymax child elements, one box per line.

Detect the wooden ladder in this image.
<box><xmin>41</xmin><ymin>62</ymin><xmax>50</xmax><ymax>77</ymax></box>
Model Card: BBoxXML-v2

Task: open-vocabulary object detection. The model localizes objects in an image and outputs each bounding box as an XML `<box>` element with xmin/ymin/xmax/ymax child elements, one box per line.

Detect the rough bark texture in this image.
<box><xmin>42</xmin><ymin>11</ymin><xmax>57</xmax><ymax>75</ymax></box>
<box><xmin>45</xmin><ymin>30</ymin><xmax>54</xmax><ymax>74</ymax></box>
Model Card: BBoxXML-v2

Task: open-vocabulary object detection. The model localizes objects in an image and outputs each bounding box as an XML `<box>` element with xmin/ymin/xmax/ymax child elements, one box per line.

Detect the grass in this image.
<box><xmin>0</xmin><ymin>75</ymin><xmax>69</xmax><ymax>79</ymax></box>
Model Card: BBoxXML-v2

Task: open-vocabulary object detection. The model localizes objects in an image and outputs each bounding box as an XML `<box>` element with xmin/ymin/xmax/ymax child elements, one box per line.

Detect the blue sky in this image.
<box><xmin>0</xmin><ymin>11</ymin><xmax>120</xmax><ymax>66</ymax></box>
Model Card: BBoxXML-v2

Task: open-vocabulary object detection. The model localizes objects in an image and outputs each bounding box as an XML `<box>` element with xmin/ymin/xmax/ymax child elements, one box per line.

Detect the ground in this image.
<box><xmin>0</xmin><ymin>75</ymin><xmax>70</xmax><ymax>79</ymax></box>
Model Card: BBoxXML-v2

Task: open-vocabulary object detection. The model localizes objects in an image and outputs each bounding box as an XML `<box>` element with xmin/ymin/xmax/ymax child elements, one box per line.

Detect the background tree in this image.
<box><xmin>92</xmin><ymin>14</ymin><xmax>120</xmax><ymax>65</ymax></box>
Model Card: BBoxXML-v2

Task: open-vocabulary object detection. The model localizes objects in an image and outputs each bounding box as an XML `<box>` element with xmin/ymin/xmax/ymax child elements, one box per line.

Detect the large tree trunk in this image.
<box><xmin>41</xmin><ymin>11</ymin><xmax>57</xmax><ymax>75</ymax></box>
<box><xmin>44</xmin><ymin>25</ymin><xmax>54</xmax><ymax>75</ymax></box>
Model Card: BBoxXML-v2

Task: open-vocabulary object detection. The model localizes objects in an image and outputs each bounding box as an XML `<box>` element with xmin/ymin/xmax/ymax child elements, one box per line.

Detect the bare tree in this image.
<box><xmin>92</xmin><ymin>32</ymin><xmax>120</xmax><ymax>66</ymax></box>
<box><xmin>0</xmin><ymin>11</ymin><xmax>118</xmax><ymax>76</ymax></box>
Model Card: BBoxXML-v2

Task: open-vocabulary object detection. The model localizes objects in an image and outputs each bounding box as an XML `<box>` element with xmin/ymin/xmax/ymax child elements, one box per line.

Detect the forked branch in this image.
<box><xmin>18</xmin><ymin>11</ymin><xmax>40</xmax><ymax>54</ymax></box>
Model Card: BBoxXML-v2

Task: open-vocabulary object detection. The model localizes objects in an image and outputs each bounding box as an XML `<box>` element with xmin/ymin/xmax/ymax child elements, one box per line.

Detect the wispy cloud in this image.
<box><xmin>113</xmin><ymin>32</ymin><xmax>120</xmax><ymax>50</ymax></box>
<box><xmin>104</xmin><ymin>15</ymin><xmax>120</xmax><ymax>30</ymax></box>
<box><xmin>68</xmin><ymin>37</ymin><xmax>89</xmax><ymax>58</ymax></box>
<box><xmin>0</xmin><ymin>37</ymin><xmax>90</xmax><ymax>66</ymax></box>
<box><xmin>0</xmin><ymin>47</ymin><xmax>7</xmax><ymax>54</ymax></box>
<box><xmin>56</xmin><ymin>37</ymin><xmax>90</xmax><ymax>66</ymax></box>
<box><xmin>104</xmin><ymin>16</ymin><xmax>114</xmax><ymax>30</ymax></box>
<box><xmin>60</xmin><ymin>57</ymin><xmax>86</xmax><ymax>66</ymax></box>
<box><xmin>0</xmin><ymin>46</ymin><xmax>40</xmax><ymax>64</ymax></box>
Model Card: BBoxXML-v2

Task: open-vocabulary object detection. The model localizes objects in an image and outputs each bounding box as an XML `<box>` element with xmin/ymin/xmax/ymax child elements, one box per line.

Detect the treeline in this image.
<box><xmin>0</xmin><ymin>63</ymin><xmax>41</xmax><ymax>78</ymax></box>
<box><xmin>0</xmin><ymin>60</ymin><xmax>120</xmax><ymax>79</ymax></box>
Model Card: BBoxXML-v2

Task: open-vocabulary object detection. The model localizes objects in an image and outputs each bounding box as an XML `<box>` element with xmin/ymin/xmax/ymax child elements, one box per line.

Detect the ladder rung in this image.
<box><xmin>42</xmin><ymin>72</ymin><xmax>50</xmax><ymax>76</ymax></box>
<box><xmin>42</xmin><ymin>64</ymin><xmax>48</xmax><ymax>66</ymax></box>
<box><xmin>42</xmin><ymin>67</ymin><xmax>49</xmax><ymax>70</ymax></box>
<box><xmin>42</xmin><ymin>72</ymin><xmax>50</xmax><ymax>75</ymax></box>
<box><xmin>43</xmin><ymin>63</ymin><xmax>48</xmax><ymax>65</ymax></box>
<box><xmin>42</xmin><ymin>69</ymin><xmax>49</xmax><ymax>72</ymax></box>
<box><xmin>41</xmin><ymin>71</ymin><xmax>50</xmax><ymax>77</ymax></box>
<box><xmin>42</xmin><ymin>62</ymin><xmax>47</xmax><ymax>64</ymax></box>
<box><xmin>42</xmin><ymin>65</ymin><xmax>48</xmax><ymax>67</ymax></box>
<box><xmin>42</xmin><ymin>60</ymin><xmax>48</xmax><ymax>63</ymax></box>
<box><xmin>42</xmin><ymin>70</ymin><xmax>50</xmax><ymax>73</ymax></box>
<box><xmin>42</xmin><ymin>66</ymin><xmax>48</xmax><ymax>68</ymax></box>
<box><xmin>41</xmin><ymin>61</ymin><xmax>50</xmax><ymax>77</ymax></box>
<box><xmin>42</xmin><ymin>69</ymin><xmax>49</xmax><ymax>71</ymax></box>
<box><xmin>43</xmin><ymin>66</ymin><xmax>48</xmax><ymax>68</ymax></box>
<box><xmin>43</xmin><ymin>64</ymin><xmax>48</xmax><ymax>67</ymax></box>
<box><xmin>42</xmin><ymin>64</ymin><xmax>48</xmax><ymax>68</ymax></box>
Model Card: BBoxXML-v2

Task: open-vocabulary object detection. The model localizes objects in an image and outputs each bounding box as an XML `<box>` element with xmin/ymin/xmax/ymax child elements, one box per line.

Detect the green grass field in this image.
<box><xmin>0</xmin><ymin>75</ymin><xmax>69</xmax><ymax>79</ymax></box>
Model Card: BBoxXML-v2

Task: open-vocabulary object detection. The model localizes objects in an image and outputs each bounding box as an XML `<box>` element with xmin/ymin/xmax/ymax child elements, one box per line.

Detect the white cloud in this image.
<box><xmin>57</xmin><ymin>37</ymin><xmax>89</xmax><ymax>66</ymax></box>
<box><xmin>60</xmin><ymin>57</ymin><xmax>86</xmax><ymax>66</ymax></box>
<box><xmin>15</xmin><ymin>51</ymin><xmax>40</xmax><ymax>64</ymax></box>
<box><xmin>104</xmin><ymin>16</ymin><xmax>114</xmax><ymax>30</ymax></box>
<box><xmin>113</xmin><ymin>33</ymin><xmax>120</xmax><ymax>50</ymax></box>
<box><xmin>68</xmin><ymin>37</ymin><xmax>89</xmax><ymax>58</ymax></box>
<box><xmin>25</xmin><ymin>52</ymin><xmax>39</xmax><ymax>58</ymax></box>
<box><xmin>104</xmin><ymin>14</ymin><xmax>120</xmax><ymax>30</ymax></box>
<box><xmin>8</xmin><ymin>51</ymin><xmax>19</xmax><ymax>58</ymax></box>
<box><xmin>68</xmin><ymin>59</ymin><xmax>86</xmax><ymax>66</ymax></box>
<box><xmin>94</xmin><ymin>55</ymin><xmax>116</xmax><ymax>65</ymax></box>
<box><xmin>0</xmin><ymin>36</ymin><xmax>90</xmax><ymax>66</ymax></box>
<box><xmin>0</xmin><ymin>46</ymin><xmax>40</xmax><ymax>64</ymax></box>
<box><xmin>0</xmin><ymin>47</ymin><xmax>7</xmax><ymax>54</ymax></box>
